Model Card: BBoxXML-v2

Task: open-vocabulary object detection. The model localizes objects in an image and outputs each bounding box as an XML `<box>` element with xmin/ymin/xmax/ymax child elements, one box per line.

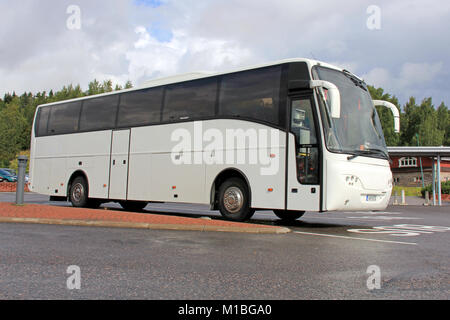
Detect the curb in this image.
<box><xmin>0</xmin><ymin>216</ymin><xmax>291</xmax><ymax>234</ymax></box>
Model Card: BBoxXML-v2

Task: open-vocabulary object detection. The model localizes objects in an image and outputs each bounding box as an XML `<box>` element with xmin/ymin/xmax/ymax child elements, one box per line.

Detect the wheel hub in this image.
<box><xmin>72</xmin><ymin>183</ymin><xmax>84</xmax><ymax>202</ymax></box>
<box><xmin>223</xmin><ymin>187</ymin><xmax>244</xmax><ymax>213</ymax></box>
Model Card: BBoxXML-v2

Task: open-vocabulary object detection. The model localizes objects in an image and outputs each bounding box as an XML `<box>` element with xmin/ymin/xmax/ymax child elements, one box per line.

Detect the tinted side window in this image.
<box><xmin>219</xmin><ymin>66</ymin><xmax>281</xmax><ymax>125</ymax></box>
<box><xmin>117</xmin><ymin>87</ymin><xmax>163</xmax><ymax>127</ymax></box>
<box><xmin>36</xmin><ymin>106</ymin><xmax>50</xmax><ymax>136</ymax></box>
<box><xmin>47</xmin><ymin>102</ymin><xmax>81</xmax><ymax>135</ymax></box>
<box><xmin>79</xmin><ymin>95</ymin><xmax>119</xmax><ymax>131</ymax></box>
<box><xmin>162</xmin><ymin>78</ymin><xmax>217</xmax><ymax>122</ymax></box>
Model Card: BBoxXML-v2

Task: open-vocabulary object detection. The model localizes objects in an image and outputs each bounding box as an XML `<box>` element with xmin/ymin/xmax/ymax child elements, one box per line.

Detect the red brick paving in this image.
<box><xmin>0</xmin><ymin>182</ymin><xmax>30</xmax><ymax>192</ymax></box>
<box><xmin>0</xmin><ymin>202</ymin><xmax>276</xmax><ymax>229</ymax></box>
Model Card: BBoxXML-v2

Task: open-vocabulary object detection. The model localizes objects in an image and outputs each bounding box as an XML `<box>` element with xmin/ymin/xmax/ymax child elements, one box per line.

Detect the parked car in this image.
<box><xmin>1</xmin><ymin>168</ymin><xmax>16</xmax><ymax>175</ymax></box>
<box><xmin>0</xmin><ymin>169</ymin><xmax>17</xmax><ymax>182</ymax></box>
<box><xmin>0</xmin><ymin>168</ymin><xmax>28</xmax><ymax>182</ymax></box>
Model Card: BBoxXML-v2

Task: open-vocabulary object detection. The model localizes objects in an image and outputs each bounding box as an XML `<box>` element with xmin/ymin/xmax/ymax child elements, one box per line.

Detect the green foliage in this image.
<box><xmin>414</xmin><ymin>98</ymin><xmax>445</xmax><ymax>146</ymax></box>
<box><xmin>0</xmin><ymin>79</ymin><xmax>133</xmax><ymax>165</ymax></box>
<box><xmin>9</xmin><ymin>150</ymin><xmax>30</xmax><ymax>173</ymax></box>
<box><xmin>437</xmin><ymin>102</ymin><xmax>450</xmax><ymax>145</ymax></box>
<box><xmin>124</xmin><ymin>80</ymin><xmax>133</xmax><ymax>89</ymax></box>
<box><xmin>368</xmin><ymin>85</ymin><xmax>401</xmax><ymax>146</ymax></box>
<box><xmin>0</xmin><ymin>101</ymin><xmax>28</xmax><ymax>165</ymax></box>
<box><xmin>421</xmin><ymin>180</ymin><xmax>450</xmax><ymax>196</ymax></box>
<box><xmin>392</xmin><ymin>186</ymin><xmax>422</xmax><ymax>197</ymax></box>
<box><xmin>368</xmin><ymin>86</ymin><xmax>448</xmax><ymax>147</ymax></box>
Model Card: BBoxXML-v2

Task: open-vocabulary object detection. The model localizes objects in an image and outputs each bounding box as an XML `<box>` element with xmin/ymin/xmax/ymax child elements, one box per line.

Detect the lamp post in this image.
<box><xmin>416</xmin><ymin>133</ymin><xmax>425</xmax><ymax>188</ymax></box>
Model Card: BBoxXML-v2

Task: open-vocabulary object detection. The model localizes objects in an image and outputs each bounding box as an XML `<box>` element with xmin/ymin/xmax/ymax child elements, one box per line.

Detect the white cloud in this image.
<box><xmin>329</xmin><ymin>61</ymin><xmax>361</xmax><ymax>74</ymax></box>
<box><xmin>362</xmin><ymin>62</ymin><xmax>445</xmax><ymax>104</ymax></box>
<box><xmin>124</xmin><ymin>26</ymin><xmax>254</xmax><ymax>87</ymax></box>
<box><xmin>363</xmin><ymin>62</ymin><xmax>444</xmax><ymax>89</ymax></box>
<box><xmin>398</xmin><ymin>62</ymin><xmax>444</xmax><ymax>88</ymax></box>
<box><xmin>0</xmin><ymin>0</ymin><xmax>449</xmax><ymax>106</ymax></box>
<box><xmin>362</xmin><ymin>67</ymin><xmax>394</xmax><ymax>89</ymax></box>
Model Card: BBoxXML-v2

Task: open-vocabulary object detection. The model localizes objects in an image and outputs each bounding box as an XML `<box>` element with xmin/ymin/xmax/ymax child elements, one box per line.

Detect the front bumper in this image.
<box><xmin>325</xmin><ymin>157</ymin><xmax>393</xmax><ymax>211</ymax></box>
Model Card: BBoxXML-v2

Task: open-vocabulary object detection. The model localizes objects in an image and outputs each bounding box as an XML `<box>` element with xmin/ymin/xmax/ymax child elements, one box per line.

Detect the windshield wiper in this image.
<box><xmin>365</xmin><ymin>148</ymin><xmax>392</xmax><ymax>164</ymax></box>
<box><xmin>342</xmin><ymin>69</ymin><xmax>367</xmax><ymax>91</ymax></box>
<box><xmin>347</xmin><ymin>148</ymin><xmax>389</xmax><ymax>161</ymax></box>
<box><xmin>365</xmin><ymin>147</ymin><xmax>389</xmax><ymax>159</ymax></box>
<box><xmin>347</xmin><ymin>153</ymin><xmax>360</xmax><ymax>160</ymax></box>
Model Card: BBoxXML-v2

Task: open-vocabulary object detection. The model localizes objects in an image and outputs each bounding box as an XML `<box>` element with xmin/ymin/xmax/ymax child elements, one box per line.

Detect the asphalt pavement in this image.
<box><xmin>0</xmin><ymin>192</ymin><xmax>449</xmax><ymax>299</ymax></box>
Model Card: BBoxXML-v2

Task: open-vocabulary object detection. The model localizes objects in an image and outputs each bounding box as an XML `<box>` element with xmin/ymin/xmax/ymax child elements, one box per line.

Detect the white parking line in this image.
<box><xmin>293</xmin><ymin>231</ymin><xmax>418</xmax><ymax>246</ymax></box>
<box><xmin>342</xmin><ymin>211</ymin><xmax>401</xmax><ymax>215</ymax></box>
<box><xmin>346</xmin><ymin>216</ymin><xmax>422</xmax><ymax>220</ymax></box>
<box><xmin>301</xmin><ymin>216</ymin><xmax>403</xmax><ymax>222</ymax></box>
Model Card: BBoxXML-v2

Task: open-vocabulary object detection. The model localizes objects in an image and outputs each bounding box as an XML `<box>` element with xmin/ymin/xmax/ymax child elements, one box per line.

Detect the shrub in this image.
<box><xmin>421</xmin><ymin>180</ymin><xmax>450</xmax><ymax>197</ymax></box>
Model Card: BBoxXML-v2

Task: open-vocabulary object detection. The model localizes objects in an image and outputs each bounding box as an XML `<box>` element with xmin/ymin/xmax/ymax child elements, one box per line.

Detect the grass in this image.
<box><xmin>392</xmin><ymin>186</ymin><xmax>422</xmax><ymax>197</ymax></box>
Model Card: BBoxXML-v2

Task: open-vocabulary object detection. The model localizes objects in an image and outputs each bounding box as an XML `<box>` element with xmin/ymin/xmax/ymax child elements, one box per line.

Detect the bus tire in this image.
<box><xmin>120</xmin><ymin>201</ymin><xmax>148</xmax><ymax>212</ymax></box>
<box><xmin>218</xmin><ymin>177</ymin><xmax>254</xmax><ymax>222</ymax></box>
<box><xmin>69</xmin><ymin>176</ymin><xmax>89</xmax><ymax>208</ymax></box>
<box><xmin>273</xmin><ymin>210</ymin><xmax>305</xmax><ymax>221</ymax></box>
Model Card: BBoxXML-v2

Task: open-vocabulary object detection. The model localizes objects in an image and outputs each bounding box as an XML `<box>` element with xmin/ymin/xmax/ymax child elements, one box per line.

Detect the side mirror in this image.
<box><xmin>373</xmin><ymin>100</ymin><xmax>400</xmax><ymax>133</ymax></box>
<box><xmin>310</xmin><ymin>80</ymin><xmax>341</xmax><ymax>118</ymax></box>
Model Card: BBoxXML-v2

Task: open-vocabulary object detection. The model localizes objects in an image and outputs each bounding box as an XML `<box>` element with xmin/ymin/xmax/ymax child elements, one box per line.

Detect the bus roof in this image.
<box><xmin>36</xmin><ymin>58</ymin><xmax>346</xmax><ymax>108</ymax></box>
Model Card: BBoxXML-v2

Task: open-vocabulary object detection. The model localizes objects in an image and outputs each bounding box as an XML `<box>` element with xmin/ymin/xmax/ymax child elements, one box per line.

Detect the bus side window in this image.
<box><xmin>47</xmin><ymin>102</ymin><xmax>81</xmax><ymax>135</ymax></box>
<box><xmin>118</xmin><ymin>87</ymin><xmax>163</xmax><ymax>127</ymax></box>
<box><xmin>291</xmin><ymin>98</ymin><xmax>319</xmax><ymax>185</ymax></box>
<box><xmin>36</xmin><ymin>106</ymin><xmax>50</xmax><ymax>137</ymax></box>
<box><xmin>162</xmin><ymin>78</ymin><xmax>217</xmax><ymax>122</ymax></box>
<box><xmin>219</xmin><ymin>66</ymin><xmax>282</xmax><ymax>126</ymax></box>
<box><xmin>79</xmin><ymin>95</ymin><xmax>119</xmax><ymax>131</ymax></box>
<box><xmin>291</xmin><ymin>99</ymin><xmax>317</xmax><ymax>145</ymax></box>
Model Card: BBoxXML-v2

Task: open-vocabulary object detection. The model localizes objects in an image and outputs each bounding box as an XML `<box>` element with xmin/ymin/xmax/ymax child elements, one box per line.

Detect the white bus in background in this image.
<box><xmin>29</xmin><ymin>58</ymin><xmax>399</xmax><ymax>222</ymax></box>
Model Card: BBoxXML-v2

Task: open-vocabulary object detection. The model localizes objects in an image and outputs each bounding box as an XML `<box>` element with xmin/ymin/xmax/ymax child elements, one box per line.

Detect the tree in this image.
<box><xmin>3</xmin><ymin>93</ymin><xmax>13</xmax><ymax>104</ymax></box>
<box><xmin>0</xmin><ymin>101</ymin><xmax>28</xmax><ymax>166</ymax></box>
<box><xmin>102</xmin><ymin>80</ymin><xmax>113</xmax><ymax>93</ymax></box>
<box><xmin>87</xmin><ymin>79</ymin><xmax>102</xmax><ymax>95</ymax></box>
<box><xmin>436</xmin><ymin>102</ymin><xmax>450</xmax><ymax>146</ymax></box>
<box><xmin>368</xmin><ymin>86</ymin><xmax>400</xmax><ymax>146</ymax></box>
<box><xmin>413</xmin><ymin>98</ymin><xmax>444</xmax><ymax>146</ymax></box>
<box><xmin>9</xmin><ymin>150</ymin><xmax>30</xmax><ymax>173</ymax></box>
<box><xmin>124</xmin><ymin>80</ymin><xmax>133</xmax><ymax>89</ymax></box>
<box><xmin>399</xmin><ymin>97</ymin><xmax>418</xmax><ymax>146</ymax></box>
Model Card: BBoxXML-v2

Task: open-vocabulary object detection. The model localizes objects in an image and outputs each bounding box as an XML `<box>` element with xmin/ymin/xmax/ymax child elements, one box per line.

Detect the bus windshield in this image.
<box><xmin>313</xmin><ymin>66</ymin><xmax>388</xmax><ymax>159</ymax></box>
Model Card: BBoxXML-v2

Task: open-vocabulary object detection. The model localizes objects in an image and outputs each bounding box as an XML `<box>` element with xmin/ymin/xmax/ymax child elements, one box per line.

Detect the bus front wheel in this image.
<box><xmin>69</xmin><ymin>176</ymin><xmax>89</xmax><ymax>208</ymax></box>
<box><xmin>218</xmin><ymin>177</ymin><xmax>255</xmax><ymax>222</ymax></box>
<box><xmin>273</xmin><ymin>210</ymin><xmax>305</xmax><ymax>221</ymax></box>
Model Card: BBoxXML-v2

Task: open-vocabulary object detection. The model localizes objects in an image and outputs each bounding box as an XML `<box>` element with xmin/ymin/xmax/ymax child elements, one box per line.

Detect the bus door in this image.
<box><xmin>286</xmin><ymin>95</ymin><xmax>321</xmax><ymax>211</ymax></box>
<box><xmin>109</xmin><ymin>129</ymin><xmax>131</xmax><ymax>200</ymax></box>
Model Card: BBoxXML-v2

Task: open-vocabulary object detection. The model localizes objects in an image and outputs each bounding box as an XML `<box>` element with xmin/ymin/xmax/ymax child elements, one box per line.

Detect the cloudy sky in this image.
<box><xmin>1</xmin><ymin>0</ymin><xmax>449</xmax><ymax>107</ymax></box>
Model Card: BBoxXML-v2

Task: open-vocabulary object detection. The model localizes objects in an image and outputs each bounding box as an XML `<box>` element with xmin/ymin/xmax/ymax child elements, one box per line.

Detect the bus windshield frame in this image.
<box><xmin>312</xmin><ymin>66</ymin><xmax>388</xmax><ymax>160</ymax></box>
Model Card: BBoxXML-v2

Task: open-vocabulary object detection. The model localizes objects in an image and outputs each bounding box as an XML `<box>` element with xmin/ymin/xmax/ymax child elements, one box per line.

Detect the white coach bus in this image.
<box><xmin>29</xmin><ymin>58</ymin><xmax>399</xmax><ymax>221</ymax></box>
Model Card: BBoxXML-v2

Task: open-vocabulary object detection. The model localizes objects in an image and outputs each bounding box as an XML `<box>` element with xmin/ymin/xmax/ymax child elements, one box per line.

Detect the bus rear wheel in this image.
<box><xmin>218</xmin><ymin>177</ymin><xmax>254</xmax><ymax>222</ymax></box>
<box><xmin>273</xmin><ymin>210</ymin><xmax>305</xmax><ymax>221</ymax></box>
<box><xmin>120</xmin><ymin>201</ymin><xmax>148</xmax><ymax>212</ymax></box>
